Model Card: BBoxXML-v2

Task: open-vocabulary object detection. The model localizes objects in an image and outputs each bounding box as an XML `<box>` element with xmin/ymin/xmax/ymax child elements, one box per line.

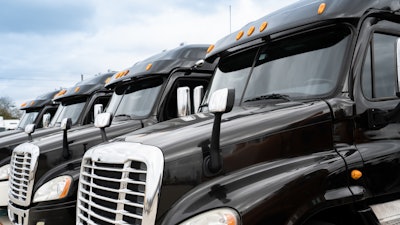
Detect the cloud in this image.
<box><xmin>0</xmin><ymin>0</ymin><xmax>94</xmax><ymax>34</ymax></box>
<box><xmin>0</xmin><ymin>0</ymin><xmax>300</xmax><ymax>108</ymax></box>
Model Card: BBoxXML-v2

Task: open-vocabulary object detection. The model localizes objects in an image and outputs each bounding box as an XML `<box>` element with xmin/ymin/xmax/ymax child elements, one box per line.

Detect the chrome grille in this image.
<box><xmin>8</xmin><ymin>143</ymin><xmax>39</xmax><ymax>207</ymax></box>
<box><xmin>77</xmin><ymin>142</ymin><xmax>164</xmax><ymax>225</ymax></box>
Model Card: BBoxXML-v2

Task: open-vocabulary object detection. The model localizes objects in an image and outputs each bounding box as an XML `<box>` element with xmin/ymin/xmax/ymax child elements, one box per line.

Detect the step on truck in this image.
<box><xmin>0</xmin><ymin>90</ymin><xmax>60</xmax><ymax>139</ymax></box>
<box><xmin>7</xmin><ymin>44</ymin><xmax>215</xmax><ymax>225</ymax></box>
<box><xmin>0</xmin><ymin>72</ymin><xmax>113</xmax><ymax>215</ymax></box>
<box><xmin>74</xmin><ymin>0</ymin><xmax>400</xmax><ymax>224</ymax></box>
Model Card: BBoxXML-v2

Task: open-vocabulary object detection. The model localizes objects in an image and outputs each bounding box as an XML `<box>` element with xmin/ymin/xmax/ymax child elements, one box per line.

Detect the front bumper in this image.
<box><xmin>0</xmin><ymin>181</ymin><xmax>9</xmax><ymax>206</ymax></box>
<box><xmin>8</xmin><ymin>200</ymin><xmax>76</xmax><ymax>225</ymax></box>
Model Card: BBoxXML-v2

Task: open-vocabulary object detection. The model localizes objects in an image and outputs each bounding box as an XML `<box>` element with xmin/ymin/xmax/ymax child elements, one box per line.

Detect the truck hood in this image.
<box><xmin>116</xmin><ymin>99</ymin><xmax>335</xmax><ymax>223</ymax></box>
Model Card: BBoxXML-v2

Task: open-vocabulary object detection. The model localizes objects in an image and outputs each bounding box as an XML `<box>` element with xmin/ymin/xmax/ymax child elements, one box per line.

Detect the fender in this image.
<box><xmin>161</xmin><ymin>150</ymin><xmax>352</xmax><ymax>225</ymax></box>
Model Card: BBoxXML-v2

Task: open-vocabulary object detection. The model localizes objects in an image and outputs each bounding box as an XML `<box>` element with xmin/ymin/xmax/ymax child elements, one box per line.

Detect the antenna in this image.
<box><xmin>229</xmin><ymin>5</ymin><xmax>232</xmax><ymax>34</ymax></box>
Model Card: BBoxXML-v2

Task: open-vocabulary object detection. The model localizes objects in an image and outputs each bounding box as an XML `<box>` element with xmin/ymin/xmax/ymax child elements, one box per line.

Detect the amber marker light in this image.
<box><xmin>146</xmin><ymin>63</ymin><xmax>152</xmax><ymax>71</ymax></box>
<box><xmin>74</xmin><ymin>87</ymin><xmax>80</xmax><ymax>93</ymax></box>
<box><xmin>30</xmin><ymin>101</ymin><xmax>35</xmax><ymax>106</ymax></box>
<box><xmin>260</xmin><ymin>21</ymin><xmax>268</xmax><ymax>32</ymax></box>
<box><xmin>225</xmin><ymin>213</ymin><xmax>238</xmax><ymax>225</ymax></box>
<box><xmin>55</xmin><ymin>89</ymin><xmax>67</xmax><ymax>97</ymax></box>
<box><xmin>21</xmin><ymin>102</ymin><xmax>27</xmax><ymax>107</ymax></box>
<box><xmin>59</xmin><ymin>177</ymin><xmax>72</xmax><ymax>198</ymax></box>
<box><xmin>105</xmin><ymin>76</ymin><xmax>112</xmax><ymax>84</ymax></box>
<box><xmin>247</xmin><ymin>26</ymin><xmax>255</xmax><ymax>36</ymax></box>
<box><xmin>318</xmin><ymin>3</ymin><xmax>326</xmax><ymax>15</ymax></box>
<box><xmin>351</xmin><ymin>169</ymin><xmax>362</xmax><ymax>180</ymax></box>
<box><xmin>236</xmin><ymin>30</ymin><xmax>244</xmax><ymax>40</ymax></box>
<box><xmin>207</xmin><ymin>44</ymin><xmax>215</xmax><ymax>53</ymax></box>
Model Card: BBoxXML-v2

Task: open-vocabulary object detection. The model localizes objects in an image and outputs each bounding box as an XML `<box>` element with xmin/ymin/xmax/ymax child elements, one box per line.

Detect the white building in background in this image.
<box><xmin>0</xmin><ymin>116</ymin><xmax>20</xmax><ymax>131</ymax></box>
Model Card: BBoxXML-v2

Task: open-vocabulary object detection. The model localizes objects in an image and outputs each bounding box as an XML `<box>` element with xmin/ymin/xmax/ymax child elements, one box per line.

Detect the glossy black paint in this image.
<box><xmin>9</xmin><ymin>53</ymin><xmax>215</xmax><ymax>224</ymax></box>
<box><xmin>82</xmin><ymin>1</ymin><xmax>400</xmax><ymax>225</ymax></box>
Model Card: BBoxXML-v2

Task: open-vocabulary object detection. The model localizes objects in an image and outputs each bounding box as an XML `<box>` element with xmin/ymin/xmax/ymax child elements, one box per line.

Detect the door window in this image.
<box><xmin>362</xmin><ymin>33</ymin><xmax>398</xmax><ymax>99</ymax></box>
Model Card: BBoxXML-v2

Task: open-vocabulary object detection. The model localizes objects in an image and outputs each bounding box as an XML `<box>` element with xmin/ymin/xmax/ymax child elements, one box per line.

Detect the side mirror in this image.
<box><xmin>193</xmin><ymin>86</ymin><xmax>204</xmax><ymax>113</ymax></box>
<box><xmin>25</xmin><ymin>124</ymin><xmax>35</xmax><ymax>135</ymax></box>
<box><xmin>61</xmin><ymin>118</ymin><xmax>72</xmax><ymax>130</ymax></box>
<box><xmin>94</xmin><ymin>113</ymin><xmax>112</xmax><ymax>128</ymax></box>
<box><xmin>177</xmin><ymin>87</ymin><xmax>191</xmax><ymax>117</ymax></box>
<box><xmin>209</xmin><ymin>88</ymin><xmax>235</xmax><ymax>114</ymax></box>
<box><xmin>42</xmin><ymin>113</ymin><xmax>51</xmax><ymax>128</ymax></box>
<box><xmin>95</xmin><ymin>113</ymin><xmax>112</xmax><ymax>142</ymax></box>
<box><xmin>94</xmin><ymin>104</ymin><xmax>103</xmax><ymax>120</ymax></box>
<box><xmin>25</xmin><ymin>124</ymin><xmax>35</xmax><ymax>141</ymax></box>
<box><xmin>205</xmin><ymin>88</ymin><xmax>235</xmax><ymax>175</ymax></box>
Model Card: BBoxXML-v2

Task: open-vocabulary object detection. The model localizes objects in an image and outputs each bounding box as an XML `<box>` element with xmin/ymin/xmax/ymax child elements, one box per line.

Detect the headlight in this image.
<box><xmin>0</xmin><ymin>164</ymin><xmax>10</xmax><ymax>180</ymax></box>
<box><xmin>33</xmin><ymin>175</ymin><xmax>72</xmax><ymax>203</ymax></box>
<box><xmin>178</xmin><ymin>208</ymin><xmax>240</xmax><ymax>225</ymax></box>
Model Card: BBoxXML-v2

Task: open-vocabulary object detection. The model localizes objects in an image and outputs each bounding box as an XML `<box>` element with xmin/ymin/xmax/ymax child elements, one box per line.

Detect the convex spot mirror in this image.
<box><xmin>94</xmin><ymin>104</ymin><xmax>103</xmax><ymax>120</ymax></box>
<box><xmin>209</xmin><ymin>88</ymin><xmax>235</xmax><ymax>114</ymax></box>
<box><xmin>95</xmin><ymin>112</ymin><xmax>112</xmax><ymax>128</ymax></box>
<box><xmin>177</xmin><ymin>87</ymin><xmax>191</xmax><ymax>117</ymax></box>
<box><xmin>61</xmin><ymin>118</ymin><xmax>72</xmax><ymax>130</ymax></box>
<box><xmin>42</xmin><ymin>113</ymin><xmax>51</xmax><ymax>128</ymax></box>
<box><xmin>193</xmin><ymin>86</ymin><xmax>204</xmax><ymax>113</ymax></box>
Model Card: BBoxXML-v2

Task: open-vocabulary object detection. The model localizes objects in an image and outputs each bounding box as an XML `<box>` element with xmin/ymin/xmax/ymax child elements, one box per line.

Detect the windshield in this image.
<box><xmin>105</xmin><ymin>77</ymin><xmax>164</xmax><ymax>119</ymax></box>
<box><xmin>18</xmin><ymin>111</ymin><xmax>39</xmax><ymax>129</ymax></box>
<box><xmin>49</xmin><ymin>101</ymin><xmax>86</xmax><ymax>127</ymax></box>
<box><xmin>202</xmin><ymin>25</ymin><xmax>351</xmax><ymax>107</ymax></box>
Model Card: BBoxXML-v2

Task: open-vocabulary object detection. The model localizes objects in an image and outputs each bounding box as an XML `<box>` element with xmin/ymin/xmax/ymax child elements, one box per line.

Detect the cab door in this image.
<box><xmin>353</xmin><ymin>16</ymin><xmax>400</xmax><ymax>199</ymax></box>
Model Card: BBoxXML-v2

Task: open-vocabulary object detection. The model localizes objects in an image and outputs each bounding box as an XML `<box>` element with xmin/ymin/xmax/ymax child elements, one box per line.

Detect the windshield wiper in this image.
<box><xmin>245</xmin><ymin>93</ymin><xmax>291</xmax><ymax>102</ymax></box>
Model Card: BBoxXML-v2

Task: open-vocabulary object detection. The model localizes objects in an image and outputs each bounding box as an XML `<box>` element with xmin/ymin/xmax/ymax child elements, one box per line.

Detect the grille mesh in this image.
<box><xmin>77</xmin><ymin>158</ymin><xmax>147</xmax><ymax>225</ymax></box>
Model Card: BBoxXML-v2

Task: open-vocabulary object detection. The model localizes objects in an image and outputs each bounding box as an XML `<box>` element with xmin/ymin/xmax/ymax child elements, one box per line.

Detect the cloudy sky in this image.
<box><xmin>0</xmin><ymin>0</ymin><xmax>298</xmax><ymax>109</ymax></box>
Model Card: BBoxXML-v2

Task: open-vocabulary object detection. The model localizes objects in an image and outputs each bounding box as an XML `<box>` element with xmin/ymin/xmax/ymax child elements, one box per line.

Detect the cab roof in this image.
<box><xmin>53</xmin><ymin>72</ymin><xmax>115</xmax><ymax>102</ymax></box>
<box><xmin>205</xmin><ymin>0</ymin><xmax>400</xmax><ymax>62</ymax></box>
<box><xmin>106</xmin><ymin>44</ymin><xmax>215</xmax><ymax>88</ymax></box>
<box><xmin>20</xmin><ymin>90</ymin><xmax>60</xmax><ymax>110</ymax></box>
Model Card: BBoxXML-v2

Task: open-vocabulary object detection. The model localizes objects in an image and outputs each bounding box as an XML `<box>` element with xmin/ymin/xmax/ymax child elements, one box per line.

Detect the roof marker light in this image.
<box><xmin>105</xmin><ymin>77</ymin><xmax>112</xmax><ymax>84</ymax></box>
<box><xmin>247</xmin><ymin>26</ymin><xmax>255</xmax><ymax>36</ymax></box>
<box><xmin>21</xmin><ymin>102</ymin><xmax>27</xmax><ymax>107</ymax></box>
<box><xmin>318</xmin><ymin>3</ymin><xmax>326</xmax><ymax>15</ymax></box>
<box><xmin>74</xmin><ymin>87</ymin><xmax>80</xmax><ymax>93</ymax></box>
<box><xmin>30</xmin><ymin>101</ymin><xmax>35</xmax><ymax>106</ymax></box>
<box><xmin>146</xmin><ymin>63</ymin><xmax>152</xmax><ymax>71</ymax></box>
<box><xmin>207</xmin><ymin>44</ymin><xmax>215</xmax><ymax>53</ymax></box>
<box><xmin>55</xmin><ymin>89</ymin><xmax>67</xmax><ymax>97</ymax></box>
<box><xmin>260</xmin><ymin>21</ymin><xmax>268</xmax><ymax>32</ymax></box>
<box><xmin>114</xmin><ymin>70</ymin><xmax>129</xmax><ymax>79</ymax></box>
<box><xmin>236</xmin><ymin>30</ymin><xmax>244</xmax><ymax>41</ymax></box>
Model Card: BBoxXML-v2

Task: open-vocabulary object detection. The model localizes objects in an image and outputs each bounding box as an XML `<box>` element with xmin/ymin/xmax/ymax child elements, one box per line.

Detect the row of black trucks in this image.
<box><xmin>5</xmin><ymin>44</ymin><xmax>215</xmax><ymax>225</ymax></box>
<box><xmin>4</xmin><ymin>0</ymin><xmax>400</xmax><ymax>224</ymax></box>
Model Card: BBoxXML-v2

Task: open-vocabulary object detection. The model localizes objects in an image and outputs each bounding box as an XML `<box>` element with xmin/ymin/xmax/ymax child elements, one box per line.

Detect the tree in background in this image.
<box><xmin>0</xmin><ymin>96</ymin><xmax>22</xmax><ymax>119</ymax></box>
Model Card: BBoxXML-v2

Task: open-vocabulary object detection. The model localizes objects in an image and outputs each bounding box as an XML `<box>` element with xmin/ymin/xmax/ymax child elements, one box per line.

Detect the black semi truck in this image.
<box><xmin>0</xmin><ymin>72</ymin><xmax>113</xmax><ymax>215</ymax></box>
<box><xmin>73</xmin><ymin>0</ymin><xmax>400</xmax><ymax>224</ymax></box>
<box><xmin>0</xmin><ymin>90</ymin><xmax>60</xmax><ymax>138</ymax></box>
<box><xmin>7</xmin><ymin>44</ymin><xmax>215</xmax><ymax>225</ymax></box>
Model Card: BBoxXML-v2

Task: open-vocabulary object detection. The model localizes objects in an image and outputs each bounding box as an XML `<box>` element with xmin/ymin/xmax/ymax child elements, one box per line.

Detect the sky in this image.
<box><xmin>0</xmin><ymin>0</ymin><xmax>299</xmax><ymax>110</ymax></box>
